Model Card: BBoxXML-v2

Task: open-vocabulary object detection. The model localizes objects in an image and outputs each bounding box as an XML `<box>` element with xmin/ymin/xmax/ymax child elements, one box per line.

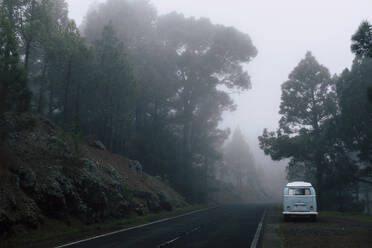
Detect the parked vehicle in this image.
<box><xmin>283</xmin><ymin>181</ymin><xmax>318</xmax><ymax>221</ymax></box>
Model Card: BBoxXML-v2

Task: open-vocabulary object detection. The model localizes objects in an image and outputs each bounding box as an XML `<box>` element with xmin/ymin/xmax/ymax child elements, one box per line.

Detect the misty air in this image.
<box><xmin>0</xmin><ymin>0</ymin><xmax>372</xmax><ymax>247</ymax></box>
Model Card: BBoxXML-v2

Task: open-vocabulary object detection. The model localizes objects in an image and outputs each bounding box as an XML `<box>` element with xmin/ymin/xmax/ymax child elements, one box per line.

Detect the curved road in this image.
<box><xmin>57</xmin><ymin>204</ymin><xmax>266</xmax><ymax>248</ymax></box>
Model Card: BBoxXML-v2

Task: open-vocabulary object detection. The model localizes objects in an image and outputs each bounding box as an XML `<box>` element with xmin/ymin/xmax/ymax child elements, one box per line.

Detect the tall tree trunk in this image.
<box><xmin>0</xmin><ymin>0</ymin><xmax>15</xmax><ymax>114</ymax></box>
<box><xmin>24</xmin><ymin>0</ymin><xmax>37</xmax><ymax>71</ymax></box>
<box><xmin>153</xmin><ymin>97</ymin><xmax>159</xmax><ymax>129</ymax></box>
<box><xmin>102</xmin><ymin>83</ymin><xmax>110</xmax><ymax>146</ymax></box>
<box><xmin>180</xmin><ymin>79</ymin><xmax>195</xmax><ymax>200</ymax></box>
<box><xmin>366</xmin><ymin>189</ymin><xmax>371</xmax><ymax>214</ymax></box>
<box><xmin>63</xmin><ymin>59</ymin><xmax>72</xmax><ymax>124</ymax></box>
<box><xmin>48</xmin><ymin>80</ymin><xmax>54</xmax><ymax>119</ymax></box>
<box><xmin>74</xmin><ymin>80</ymin><xmax>81</xmax><ymax>134</ymax></box>
<box><xmin>24</xmin><ymin>40</ymin><xmax>31</xmax><ymax>71</ymax></box>
<box><xmin>109</xmin><ymin>113</ymin><xmax>114</xmax><ymax>151</ymax></box>
<box><xmin>181</xmin><ymin>106</ymin><xmax>193</xmax><ymax>200</ymax></box>
<box><xmin>102</xmin><ymin>115</ymin><xmax>108</xmax><ymax>145</ymax></box>
<box><xmin>37</xmin><ymin>62</ymin><xmax>47</xmax><ymax>114</ymax></box>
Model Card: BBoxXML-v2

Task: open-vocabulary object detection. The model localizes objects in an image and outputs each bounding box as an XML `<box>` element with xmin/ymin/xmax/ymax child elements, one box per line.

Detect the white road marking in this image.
<box><xmin>157</xmin><ymin>236</ymin><xmax>182</xmax><ymax>248</ymax></box>
<box><xmin>250</xmin><ymin>209</ymin><xmax>267</xmax><ymax>248</ymax></box>
<box><xmin>55</xmin><ymin>207</ymin><xmax>217</xmax><ymax>248</ymax></box>
<box><xmin>157</xmin><ymin>226</ymin><xmax>201</xmax><ymax>248</ymax></box>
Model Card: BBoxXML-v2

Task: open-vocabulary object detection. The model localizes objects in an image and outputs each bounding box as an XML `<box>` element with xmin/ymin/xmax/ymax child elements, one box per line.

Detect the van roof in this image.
<box><xmin>286</xmin><ymin>181</ymin><xmax>312</xmax><ymax>187</ymax></box>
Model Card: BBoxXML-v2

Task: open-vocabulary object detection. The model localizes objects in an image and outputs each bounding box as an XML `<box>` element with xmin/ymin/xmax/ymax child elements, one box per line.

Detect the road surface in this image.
<box><xmin>58</xmin><ymin>204</ymin><xmax>266</xmax><ymax>248</ymax></box>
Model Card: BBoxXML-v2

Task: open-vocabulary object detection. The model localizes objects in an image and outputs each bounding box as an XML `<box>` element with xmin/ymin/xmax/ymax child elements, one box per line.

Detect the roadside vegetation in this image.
<box><xmin>259</xmin><ymin>22</ymin><xmax>372</xmax><ymax>212</ymax></box>
<box><xmin>279</xmin><ymin>210</ymin><xmax>372</xmax><ymax>248</ymax></box>
<box><xmin>320</xmin><ymin>211</ymin><xmax>372</xmax><ymax>222</ymax></box>
<box><xmin>263</xmin><ymin>206</ymin><xmax>372</xmax><ymax>248</ymax></box>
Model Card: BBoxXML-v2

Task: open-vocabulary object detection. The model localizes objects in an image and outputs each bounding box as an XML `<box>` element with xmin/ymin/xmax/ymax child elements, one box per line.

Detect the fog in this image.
<box><xmin>67</xmin><ymin>0</ymin><xmax>372</xmax><ymax>135</ymax></box>
<box><xmin>65</xmin><ymin>0</ymin><xmax>372</xmax><ymax>199</ymax></box>
<box><xmin>4</xmin><ymin>1</ymin><xmax>372</xmax><ymax>244</ymax></box>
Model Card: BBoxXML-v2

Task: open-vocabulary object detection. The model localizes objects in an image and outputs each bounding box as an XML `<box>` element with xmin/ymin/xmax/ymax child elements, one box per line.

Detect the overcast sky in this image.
<box><xmin>66</xmin><ymin>0</ymin><xmax>372</xmax><ymax>164</ymax></box>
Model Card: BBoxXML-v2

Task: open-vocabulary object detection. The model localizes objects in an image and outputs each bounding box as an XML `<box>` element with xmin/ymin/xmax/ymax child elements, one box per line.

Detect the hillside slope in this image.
<box><xmin>0</xmin><ymin>113</ymin><xmax>187</xmax><ymax>239</ymax></box>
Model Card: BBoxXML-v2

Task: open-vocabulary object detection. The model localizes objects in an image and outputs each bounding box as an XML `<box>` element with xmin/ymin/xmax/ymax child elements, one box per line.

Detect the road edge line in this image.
<box><xmin>250</xmin><ymin>209</ymin><xmax>267</xmax><ymax>248</ymax></box>
<box><xmin>54</xmin><ymin>206</ymin><xmax>218</xmax><ymax>248</ymax></box>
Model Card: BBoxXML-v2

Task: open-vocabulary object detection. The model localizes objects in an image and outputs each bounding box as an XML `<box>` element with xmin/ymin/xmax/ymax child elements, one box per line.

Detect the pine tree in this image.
<box><xmin>0</xmin><ymin>0</ymin><xmax>31</xmax><ymax>114</ymax></box>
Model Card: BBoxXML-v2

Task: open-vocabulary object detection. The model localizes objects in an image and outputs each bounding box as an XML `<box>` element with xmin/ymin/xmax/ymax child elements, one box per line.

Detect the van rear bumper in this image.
<box><xmin>283</xmin><ymin>211</ymin><xmax>318</xmax><ymax>215</ymax></box>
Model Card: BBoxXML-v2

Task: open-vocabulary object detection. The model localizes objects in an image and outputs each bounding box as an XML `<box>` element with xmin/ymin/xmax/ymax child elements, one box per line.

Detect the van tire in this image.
<box><xmin>284</xmin><ymin>215</ymin><xmax>289</xmax><ymax>222</ymax></box>
<box><xmin>310</xmin><ymin>215</ymin><xmax>317</xmax><ymax>222</ymax></box>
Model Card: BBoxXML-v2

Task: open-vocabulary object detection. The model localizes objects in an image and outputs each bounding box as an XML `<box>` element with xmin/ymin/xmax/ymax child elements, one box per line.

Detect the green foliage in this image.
<box><xmin>83</xmin><ymin>0</ymin><xmax>257</xmax><ymax>202</ymax></box>
<box><xmin>222</xmin><ymin>128</ymin><xmax>260</xmax><ymax>190</ymax></box>
<box><xmin>53</xmin><ymin>126</ymin><xmax>68</xmax><ymax>156</ymax></box>
<box><xmin>259</xmin><ymin>53</ymin><xmax>345</xmax><ymax>208</ymax></box>
<box><xmin>259</xmin><ymin>52</ymin><xmax>337</xmax><ymax>169</ymax></box>
<box><xmin>279</xmin><ymin>51</ymin><xmax>337</xmax><ymax>134</ymax></box>
<box><xmin>351</xmin><ymin>20</ymin><xmax>372</xmax><ymax>104</ymax></box>
<box><xmin>351</xmin><ymin>21</ymin><xmax>372</xmax><ymax>58</ymax></box>
<box><xmin>260</xmin><ymin>23</ymin><xmax>372</xmax><ymax>210</ymax></box>
<box><xmin>2</xmin><ymin>0</ymin><xmax>257</xmax><ymax>203</ymax></box>
<box><xmin>0</xmin><ymin>0</ymin><xmax>32</xmax><ymax>114</ymax></box>
<box><xmin>336</xmin><ymin>58</ymin><xmax>372</xmax><ymax>174</ymax></box>
<box><xmin>71</xmin><ymin>133</ymin><xmax>83</xmax><ymax>162</ymax></box>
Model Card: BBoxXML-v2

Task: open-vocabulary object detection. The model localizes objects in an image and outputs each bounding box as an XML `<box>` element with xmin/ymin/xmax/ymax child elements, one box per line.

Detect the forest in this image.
<box><xmin>259</xmin><ymin>22</ymin><xmax>372</xmax><ymax>211</ymax></box>
<box><xmin>0</xmin><ymin>0</ymin><xmax>259</xmax><ymax>203</ymax></box>
<box><xmin>1</xmin><ymin>0</ymin><xmax>372</xmax><ymax>212</ymax></box>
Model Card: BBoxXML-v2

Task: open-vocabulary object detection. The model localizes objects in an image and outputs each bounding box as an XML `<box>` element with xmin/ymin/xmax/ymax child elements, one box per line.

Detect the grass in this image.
<box><xmin>2</xmin><ymin>204</ymin><xmax>214</xmax><ymax>248</ymax></box>
<box><xmin>320</xmin><ymin>211</ymin><xmax>372</xmax><ymax>222</ymax></box>
<box><xmin>278</xmin><ymin>209</ymin><xmax>372</xmax><ymax>248</ymax></box>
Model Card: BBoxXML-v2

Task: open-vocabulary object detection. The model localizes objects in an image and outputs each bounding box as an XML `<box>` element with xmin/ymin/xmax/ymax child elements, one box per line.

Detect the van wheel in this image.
<box><xmin>284</xmin><ymin>215</ymin><xmax>289</xmax><ymax>222</ymax></box>
<box><xmin>310</xmin><ymin>215</ymin><xmax>317</xmax><ymax>222</ymax></box>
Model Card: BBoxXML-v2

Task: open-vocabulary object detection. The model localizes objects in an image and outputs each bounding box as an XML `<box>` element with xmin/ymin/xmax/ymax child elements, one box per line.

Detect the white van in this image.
<box><xmin>283</xmin><ymin>181</ymin><xmax>318</xmax><ymax>221</ymax></box>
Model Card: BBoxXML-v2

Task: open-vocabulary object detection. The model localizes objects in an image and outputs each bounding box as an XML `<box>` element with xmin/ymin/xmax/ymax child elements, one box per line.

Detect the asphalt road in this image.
<box><xmin>58</xmin><ymin>204</ymin><xmax>266</xmax><ymax>248</ymax></box>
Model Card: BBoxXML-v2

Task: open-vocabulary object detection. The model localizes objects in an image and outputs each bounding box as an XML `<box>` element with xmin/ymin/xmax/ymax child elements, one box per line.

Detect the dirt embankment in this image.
<box><xmin>0</xmin><ymin>113</ymin><xmax>187</xmax><ymax>240</ymax></box>
<box><xmin>262</xmin><ymin>206</ymin><xmax>372</xmax><ymax>248</ymax></box>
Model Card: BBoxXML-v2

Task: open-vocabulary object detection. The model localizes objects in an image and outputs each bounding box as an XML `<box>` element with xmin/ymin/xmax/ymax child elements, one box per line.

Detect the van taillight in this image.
<box><xmin>310</xmin><ymin>206</ymin><xmax>314</xmax><ymax>210</ymax></box>
<box><xmin>287</xmin><ymin>206</ymin><xmax>290</xmax><ymax>210</ymax></box>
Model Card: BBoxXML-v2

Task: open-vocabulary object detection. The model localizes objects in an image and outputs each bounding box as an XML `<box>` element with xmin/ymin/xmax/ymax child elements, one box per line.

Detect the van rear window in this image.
<box><xmin>288</xmin><ymin>188</ymin><xmax>311</xmax><ymax>195</ymax></box>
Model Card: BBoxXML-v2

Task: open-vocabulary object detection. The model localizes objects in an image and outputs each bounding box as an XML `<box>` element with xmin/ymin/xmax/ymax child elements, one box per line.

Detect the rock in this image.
<box><xmin>17</xmin><ymin>114</ymin><xmax>36</xmax><ymax>131</ymax></box>
<box><xmin>22</xmin><ymin>171</ymin><xmax>36</xmax><ymax>189</ymax></box>
<box><xmin>48</xmin><ymin>136</ymin><xmax>61</xmax><ymax>144</ymax></box>
<box><xmin>40</xmin><ymin>177</ymin><xmax>67</xmax><ymax>217</ymax></box>
<box><xmin>21</xmin><ymin>199</ymin><xmax>40</xmax><ymax>229</ymax></box>
<box><xmin>146</xmin><ymin>195</ymin><xmax>162</xmax><ymax>212</ymax></box>
<box><xmin>114</xmin><ymin>200</ymin><xmax>131</xmax><ymax>217</ymax></box>
<box><xmin>9</xmin><ymin>174</ymin><xmax>20</xmax><ymax>190</ymax></box>
<box><xmin>85</xmin><ymin>136</ymin><xmax>106</xmax><ymax>151</ymax></box>
<box><xmin>0</xmin><ymin>113</ymin><xmax>185</xmax><ymax>238</ymax></box>
<box><xmin>92</xmin><ymin>140</ymin><xmax>106</xmax><ymax>151</ymax></box>
<box><xmin>8</xmin><ymin>132</ymin><xmax>19</xmax><ymax>140</ymax></box>
<box><xmin>0</xmin><ymin>210</ymin><xmax>13</xmax><ymax>237</ymax></box>
<box><xmin>29</xmin><ymin>132</ymin><xmax>39</xmax><ymax>142</ymax></box>
<box><xmin>82</xmin><ymin>159</ymin><xmax>98</xmax><ymax>173</ymax></box>
<box><xmin>11</xmin><ymin>166</ymin><xmax>36</xmax><ymax>190</ymax></box>
<box><xmin>48</xmin><ymin>136</ymin><xmax>70</xmax><ymax>155</ymax></box>
<box><xmin>128</xmin><ymin>160</ymin><xmax>143</xmax><ymax>176</ymax></box>
<box><xmin>158</xmin><ymin>192</ymin><xmax>173</xmax><ymax>211</ymax></box>
<box><xmin>42</xmin><ymin>118</ymin><xmax>56</xmax><ymax>132</ymax></box>
<box><xmin>132</xmin><ymin>190</ymin><xmax>151</xmax><ymax>198</ymax></box>
<box><xmin>132</xmin><ymin>190</ymin><xmax>163</xmax><ymax>212</ymax></box>
<box><xmin>103</xmin><ymin>164</ymin><xmax>121</xmax><ymax>180</ymax></box>
<box><xmin>7</xmin><ymin>194</ymin><xmax>17</xmax><ymax>210</ymax></box>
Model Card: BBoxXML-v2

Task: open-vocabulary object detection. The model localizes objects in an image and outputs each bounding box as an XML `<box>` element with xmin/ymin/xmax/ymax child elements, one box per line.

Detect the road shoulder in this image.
<box><xmin>263</xmin><ymin>206</ymin><xmax>372</xmax><ymax>248</ymax></box>
<box><xmin>261</xmin><ymin>205</ymin><xmax>283</xmax><ymax>248</ymax></box>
